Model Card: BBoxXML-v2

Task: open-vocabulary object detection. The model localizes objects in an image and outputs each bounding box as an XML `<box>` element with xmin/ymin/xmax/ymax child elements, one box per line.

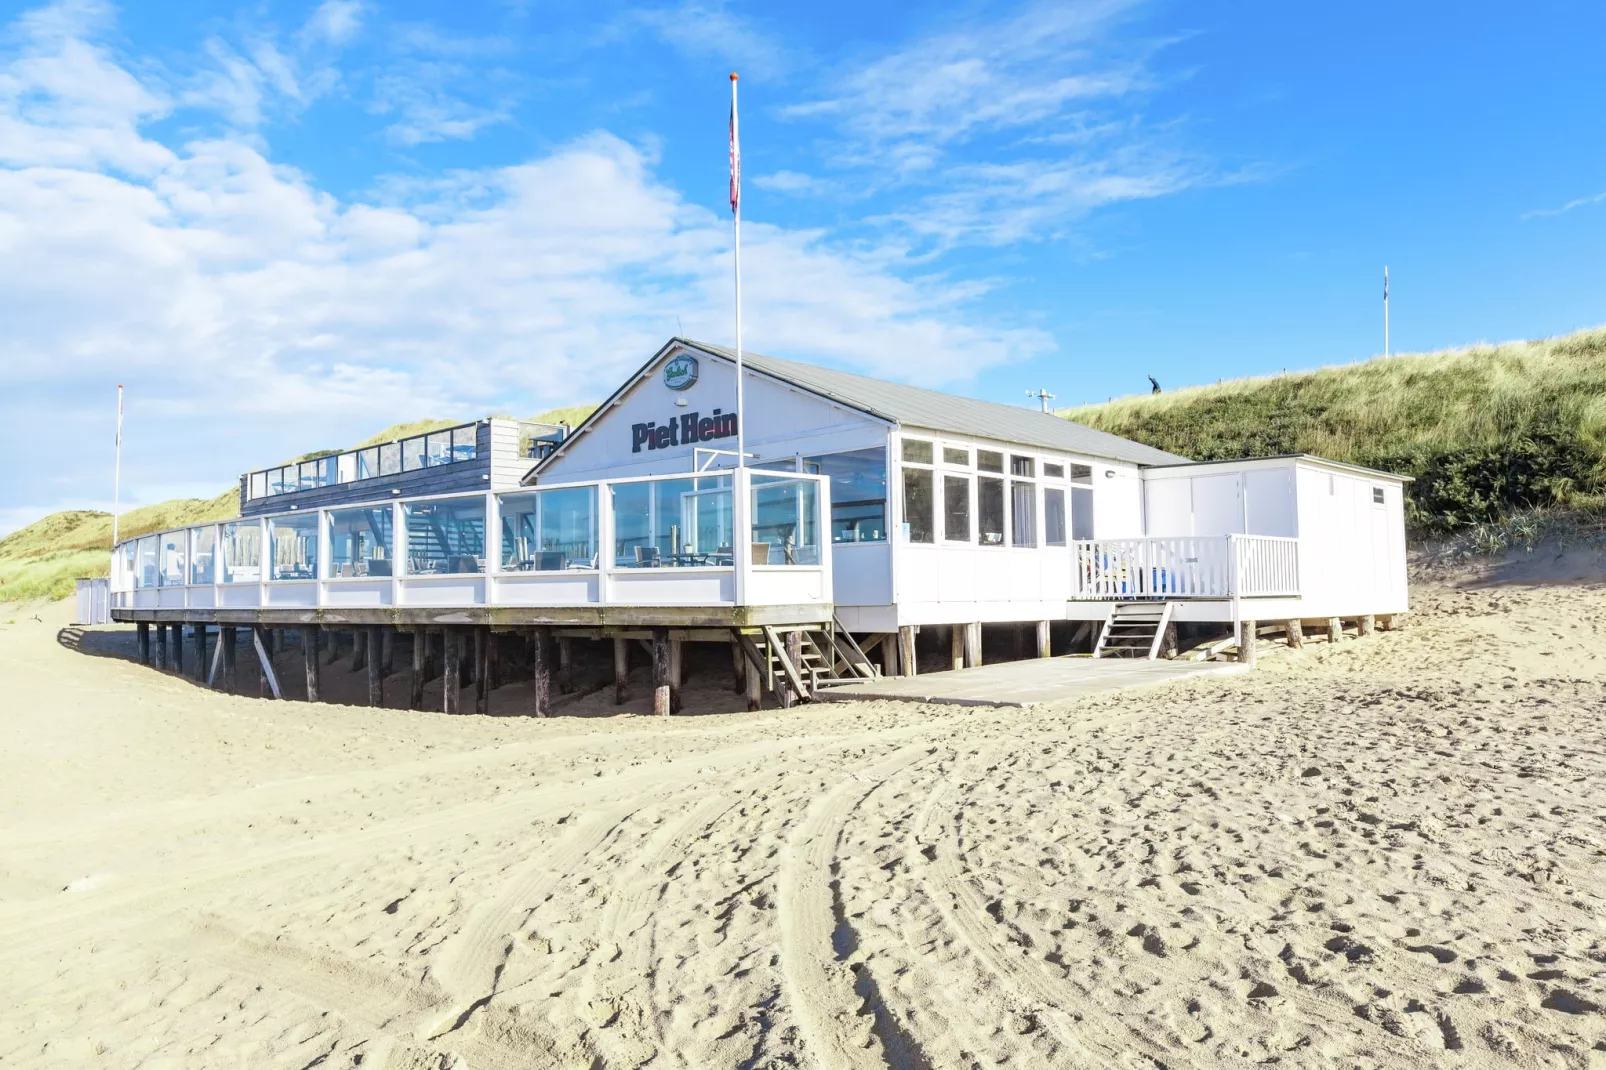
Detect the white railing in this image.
<box><xmin>1072</xmin><ymin>535</ymin><xmax>1299</xmax><ymax>600</ymax></box>
<box><xmin>108</xmin><ymin>468</ymin><xmax>832</xmax><ymax>614</ymax></box>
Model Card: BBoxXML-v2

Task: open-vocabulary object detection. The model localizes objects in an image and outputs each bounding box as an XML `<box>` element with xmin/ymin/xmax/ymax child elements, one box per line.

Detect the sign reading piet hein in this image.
<box><xmin>630</xmin><ymin>354</ymin><xmax>736</xmax><ymax>452</ymax></box>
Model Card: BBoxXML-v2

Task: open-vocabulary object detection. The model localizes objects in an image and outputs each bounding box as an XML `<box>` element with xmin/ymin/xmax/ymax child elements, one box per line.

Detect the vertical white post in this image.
<box><xmin>112</xmin><ymin>384</ymin><xmax>124</xmax><ymax>548</ymax></box>
<box><xmin>730</xmin><ymin>72</ymin><xmax>744</xmax><ymax>472</ymax></box>
<box><xmin>1228</xmin><ymin>534</ymin><xmax>1241</xmax><ymax>632</ymax></box>
<box><xmin>391</xmin><ymin>500</ymin><xmax>404</xmax><ymax>609</ymax></box>
<box><xmin>484</xmin><ymin>491</ymin><xmax>498</xmax><ymax>606</ymax></box>
<box><xmin>598</xmin><ymin>481</ymin><xmax>615</xmax><ymax>607</ymax></box>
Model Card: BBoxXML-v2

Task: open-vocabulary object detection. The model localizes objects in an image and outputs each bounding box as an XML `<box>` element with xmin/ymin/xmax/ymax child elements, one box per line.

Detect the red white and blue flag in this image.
<box><xmin>729</xmin><ymin>73</ymin><xmax>741</xmax><ymax>215</ymax></box>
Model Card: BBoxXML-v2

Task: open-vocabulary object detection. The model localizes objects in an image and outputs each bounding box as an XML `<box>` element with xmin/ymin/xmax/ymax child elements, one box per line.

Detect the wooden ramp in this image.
<box><xmin>814</xmin><ymin>656</ymin><xmax>1245</xmax><ymax>709</ymax></box>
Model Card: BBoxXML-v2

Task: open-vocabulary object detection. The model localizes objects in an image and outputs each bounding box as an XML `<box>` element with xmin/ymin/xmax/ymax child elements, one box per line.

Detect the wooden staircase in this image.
<box><xmin>1093</xmin><ymin>602</ymin><xmax>1176</xmax><ymax>660</ymax></box>
<box><xmin>733</xmin><ymin>617</ymin><xmax>879</xmax><ymax>705</ymax></box>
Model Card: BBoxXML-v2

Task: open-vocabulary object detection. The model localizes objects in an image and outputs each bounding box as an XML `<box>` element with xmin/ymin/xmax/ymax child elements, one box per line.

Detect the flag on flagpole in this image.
<box><xmin>729</xmin><ymin>74</ymin><xmax>741</xmax><ymax>215</ymax></box>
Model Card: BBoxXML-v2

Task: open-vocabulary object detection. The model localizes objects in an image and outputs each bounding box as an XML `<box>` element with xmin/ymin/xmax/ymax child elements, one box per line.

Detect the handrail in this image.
<box><xmin>1071</xmin><ymin>535</ymin><xmax>1299</xmax><ymax>600</ymax></box>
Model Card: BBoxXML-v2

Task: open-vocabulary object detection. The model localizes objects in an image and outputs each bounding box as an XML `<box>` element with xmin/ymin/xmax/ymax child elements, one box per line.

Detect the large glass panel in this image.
<box><xmin>271</xmin><ymin>466</ymin><xmax>298</xmax><ymax>495</ymax></box>
<box><xmin>269</xmin><ymin>514</ymin><xmax>320</xmax><ymax>580</ymax></box>
<box><xmin>452</xmin><ymin>425</ymin><xmax>478</xmax><ymax>462</ymax></box>
<box><xmin>425</xmin><ymin>431</ymin><xmax>452</xmax><ymax>467</ymax></box>
<box><xmin>943</xmin><ymin>475</ymin><xmax>971</xmax><ymax>542</ymax></box>
<box><xmin>221</xmin><ymin>521</ymin><xmax>262</xmax><ymax>583</ymax></box>
<box><xmin>1071</xmin><ymin>487</ymin><xmax>1095</xmax><ymax>540</ymax></box>
<box><xmin>901</xmin><ymin>438</ymin><xmax>933</xmax><ymax>464</ymax></box>
<box><xmin>159</xmin><ymin>531</ymin><xmax>186</xmax><ymax>586</ymax></box>
<box><xmin>901</xmin><ymin>467</ymin><xmax>934</xmax><ymax>544</ymax></box>
<box><xmin>357</xmin><ymin>447</ymin><xmax>379</xmax><ymax>480</ymax></box>
<box><xmin>943</xmin><ymin>447</ymin><xmax>969</xmax><ymax>466</ymax></box>
<box><xmin>978</xmin><ymin>450</ymin><xmax>1004</xmax><ymax>474</ymax></box>
<box><xmin>500</xmin><ymin>487</ymin><xmax>597</xmax><ymax>570</ymax></box>
<box><xmin>803</xmin><ymin>448</ymin><xmax>887</xmax><ymax>544</ymax></box>
<box><xmin>402</xmin><ymin>436</ymin><xmax>427</xmax><ymax>472</ymax></box>
<box><xmin>302</xmin><ymin>456</ymin><xmax>336</xmax><ymax>489</ymax></box>
<box><xmin>249</xmin><ymin>471</ymin><xmax>267</xmax><ymax>499</ymax></box>
<box><xmin>751</xmin><ymin>479</ymin><xmax>820</xmax><ymax>565</ymax></box>
<box><xmin>337</xmin><ymin>453</ymin><xmax>357</xmax><ymax>483</ymax></box>
<box><xmin>1011</xmin><ymin>481</ymin><xmax>1037</xmax><ymax>547</ymax></box>
<box><xmin>611</xmin><ymin>477</ymin><xmax>732</xmax><ymax>567</ymax></box>
<box><xmin>1044</xmin><ymin>488</ymin><xmax>1067</xmax><ymax>547</ymax></box>
<box><xmin>379</xmin><ymin>442</ymin><xmax>401</xmax><ymax>476</ymax></box>
<box><xmin>136</xmin><ymin>535</ymin><xmax>158</xmax><ymax>588</ymax></box>
<box><xmin>978</xmin><ymin>477</ymin><xmax>1005</xmax><ymax>545</ymax></box>
<box><xmin>404</xmin><ymin>497</ymin><xmax>486</xmax><ymax>574</ymax></box>
<box><xmin>120</xmin><ymin>541</ymin><xmax>136</xmax><ymax>586</ymax></box>
<box><xmin>328</xmin><ymin>506</ymin><xmax>395</xmax><ymax>577</ymax></box>
<box><xmin>190</xmin><ymin>526</ymin><xmax>217</xmax><ymax>584</ymax></box>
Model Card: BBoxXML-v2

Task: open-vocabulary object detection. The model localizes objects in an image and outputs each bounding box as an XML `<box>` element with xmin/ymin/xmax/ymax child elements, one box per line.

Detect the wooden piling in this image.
<box><xmin>613</xmin><ymin>637</ymin><xmax>630</xmax><ymax>705</ymax></box>
<box><xmin>730</xmin><ymin>638</ymin><xmax>746</xmax><ymax>694</ymax></box>
<box><xmin>963</xmin><ymin>622</ymin><xmax>983</xmax><ymax>668</ymax></box>
<box><xmin>555</xmin><ymin>636</ymin><xmax>573</xmax><ymax>694</ymax></box>
<box><xmin>1378</xmin><ymin>614</ymin><xmax>1395</xmax><ymax>631</ymax></box>
<box><xmin>194</xmin><ymin>625</ymin><xmax>208</xmax><ymax>681</ymax></box>
<box><xmin>409</xmin><ymin>631</ymin><xmax>425</xmax><ymax>710</ymax></box>
<box><xmin>879</xmin><ymin>633</ymin><xmax>898</xmax><ymax>679</ymax></box>
<box><xmin>950</xmin><ymin>624</ymin><xmax>964</xmax><ymax>671</ymax></box>
<box><xmin>1239</xmin><ymin>619</ymin><xmax>1258</xmax><ymax>666</ymax></box>
<box><xmin>222</xmin><ymin>627</ymin><xmax>237</xmax><ymax>693</ymax></box>
<box><xmin>252</xmin><ymin>626</ymin><xmax>282</xmax><ymax>699</ymax></box>
<box><xmin>352</xmin><ymin>629</ymin><xmax>367</xmax><ymax>673</ymax></box>
<box><xmin>173</xmin><ymin>624</ymin><xmax>184</xmax><ymax>673</ymax></box>
<box><xmin>744</xmin><ymin>645</ymin><xmax>762</xmax><ymax>711</ymax></box>
<box><xmin>668</xmin><ymin>638</ymin><xmax>683</xmax><ymax>715</ymax></box>
<box><xmin>156</xmin><ymin>623</ymin><xmax>168</xmax><ymax>671</ymax></box>
<box><xmin>1358</xmin><ymin>614</ymin><xmax>1375</xmax><ymax>637</ymax></box>
<box><xmin>651</xmin><ymin>628</ymin><xmax>672</xmax><ymax>717</ymax></box>
<box><xmin>367</xmin><ymin>627</ymin><xmax>384</xmax><ymax>707</ymax></box>
<box><xmin>473</xmin><ymin>628</ymin><xmax>488</xmax><ymax>714</ymax></box>
<box><xmin>442</xmin><ymin>629</ymin><xmax>460</xmax><ymax>714</ymax></box>
<box><xmin>381</xmin><ymin>629</ymin><xmax>394</xmax><ymax>675</ymax></box>
<box><xmin>1327</xmin><ymin>617</ymin><xmax>1343</xmax><ymax>643</ymax></box>
<box><xmin>137</xmin><ymin>622</ymin><xmax>150</xmax><ymax>665</ymax></box>
<box><xmin>530</xmin><ymin>627</ymin><xmax>551</xmax><ymax>717</ymax></box>
<box><xmin>303</xmin><ymin>624</ymin><xmax>321</xmax><ymax>702</ymax></box>
<box><xmin>1285</xmin><ymin>619</ymin><xmax>1304</xmax><ymax>649</ymax></box>
<box><xmin>897</xmin><ymin>626</ymin><xmax>917</xmax><ymax>677</ymax></box>
<box><xmin>1035</xmin><ymin>619</ymin><xmax>1052</xmax><ymax>659</ymax></box>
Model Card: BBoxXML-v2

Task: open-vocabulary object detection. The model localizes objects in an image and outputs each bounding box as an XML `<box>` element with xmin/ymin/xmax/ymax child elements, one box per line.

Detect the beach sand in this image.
<box><xmin>0</xmin><ymin>572</ymin><xmax>1603</xmax><ymax>1068</ymax></box>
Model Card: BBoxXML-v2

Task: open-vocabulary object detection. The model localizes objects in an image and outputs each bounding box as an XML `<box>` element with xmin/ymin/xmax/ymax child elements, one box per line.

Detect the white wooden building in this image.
<box><xmin>106</xmin><ymin>337</ymin><xmax>1409</xmax><ymax>710</ymax></box>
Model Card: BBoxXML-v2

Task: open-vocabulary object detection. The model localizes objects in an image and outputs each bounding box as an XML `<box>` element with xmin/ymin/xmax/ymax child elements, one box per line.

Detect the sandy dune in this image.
<box><xmin>1</xmin><ymin>575</ymin><xmax>1604</xmax><ymax>1068</ymax></box>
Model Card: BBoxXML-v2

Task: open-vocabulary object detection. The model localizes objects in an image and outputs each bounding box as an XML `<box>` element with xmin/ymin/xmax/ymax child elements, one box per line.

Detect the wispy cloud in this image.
<box><xmin>634</xmin><ymin>1</ymin><xmax>791</xmax><ymax>75</ymax></box>
<box><xmin>1522</xmin><ymin>189</ymin><xmax>1606</xmax><ymax>220</ymax></box>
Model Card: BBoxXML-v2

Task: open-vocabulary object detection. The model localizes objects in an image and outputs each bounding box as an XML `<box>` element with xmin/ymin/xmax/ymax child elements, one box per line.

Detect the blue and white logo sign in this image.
<box><xmin>664</xmin><ymin>354</ymin><xmax>700</xmax><ymax>391</ymax></box>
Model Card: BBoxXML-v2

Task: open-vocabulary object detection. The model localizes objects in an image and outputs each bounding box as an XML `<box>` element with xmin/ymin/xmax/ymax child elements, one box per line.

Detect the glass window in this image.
<box><xmin>901</xmin><ymin>438</ymin><xmax>933</xmax><ymax>464</ymax></box>
<box><xmin>1072</xmin><ymin>487</ymin><xmax>1094</xmax><ymax>540</ymax></box>
<box><xmin>268</xmin><ymin>513</ymin><xmax>319</xmax><ymax>580</ymax></box>
<box><xmin>1044</xmin><ymin>462</ymin><xmax>1065</xmax><ymax>479</ymax></box>
<box><xmin>120</xmin><ymin>541</ymin><xmax>135</xmax><ymax>586</ymax></box>
<box><xmin>943</xmin><ymin>475</ymin><xmax>971</xmax><ymax>542</ymax></box>
<box><xmin>1045</xmin><ymin>488</ymin><xmax>1067</xmax><ymax>547</ymax></box>
<box><xmin>452</xmin><ymin>425</ymin><xmax>478</xmax><ymax>462</ymax></box>
<box><xmin>404</xmin><ymin>497</ymin><xmax>486</xmax><ymax>574</ymax></box>
<box><xmin>136</xmin><ymin>535</ymin><xmax>158</xmax><ymax>588</ymax></box>
<box><xmin>1373</xmin><ymin>486</ymin><xmax>1386</xmax><ymax>505</ymax></box>
<box><xmin>337</xmin><ymin>453</ymin><xmax>357</xmax><ymax>483</ymax></box>
<box><xmin>1011</xmin><ymin>482</ymin><xmax>1036</xmax><ymax>547</ymax></box>
<box><xmin>249</xmin><ymin>472</ymin><xmax>267</xmax><ymax>499</ymax></box>
<box><xmin>943</xmin><ymin>447</ymin><xmax>969</xmax><ymax>466</ymax></box>
<box><xmin>611</xmin><ymin>477</ymin><xmax>732</xmax><ymax>567</ymax></box>
<box><xmin>1011</xmin><ymin>455</ymin><xmax>1035</xmax><ymax>478</ymax></box>
<box><xmin>402</xmin><ymin>436</ymin><xmax>427</xmax><ymax>472</ymax></box>
<box><xmin>159</xmin><ymin>531</ymin><xmax>186</xmax><ymax>586</ymax></box>
<box><xmin>301</xmin><ymin>457</ymin><xmax>335</xmax><ymax>489</ymax></box>
<box><xmin>221</xmin><ymin>522</ymin><xmax>261</xmax><ymax>583</ymax></box>
<box><xmin>500</xmin><ymin>487</ymin><xmax>597</xmax><ymax>570</ymax></box>
<box><xmin>978</xmin><ymin>477</ymin><xmax>1005</xmax><ymax>545</ymax></box>
<box><xmin>357</xmin><ymin>447</ymin><xmax>379</xmax><ymax>480</ymax></box>
<box><xmin>190</xmin><ymin>526</ymin><xmax>216</xmax><ymax>584</ymax></box>
<box><xmin>425</xmin><ymin>431</ymin><xmax>452</xmax><ymax>467</ymax></box>
<box><xmin>803</xmin><ymin>448</ymin><xmax>887</xmax><ymax>544</ymax></box>
<box><xmin>752</xmin><ymin>479</ymin><xmax>820</xmax><ymax>565</ymax></box>
<box><xmin>978</xmin><ymin>450</ymin><xmax>1003</xmax><ymax>473</ymax></box>
<box><xmin>271</xmin><ymin>466</ymin><xmax>298</xmax><ymax>495</ymax></box>
<box><xmin>902</xmin><ymin>467</ymin><xmax>934</xmax><ymax>543</ymax></box>
<box><xmin>328</xmin><ymin>506</ymin><xmax>395</xmax><ymax>578</ymax></box>
<box><xmin>379</xmin><ymin>442</ymin><xmax>401</xmax><ymax>476</ymax></box>
<box><xmin>1070</xmin><ymin>463</ymin><xmax>1093</xmax><ymax>484</ymax></box>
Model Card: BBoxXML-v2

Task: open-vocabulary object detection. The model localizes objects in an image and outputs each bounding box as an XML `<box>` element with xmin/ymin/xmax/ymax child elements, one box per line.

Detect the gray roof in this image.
<box><xmin>683</xmin><ymin>340</ymin><xmax>1190</xmax><ymax>467</ymax></box>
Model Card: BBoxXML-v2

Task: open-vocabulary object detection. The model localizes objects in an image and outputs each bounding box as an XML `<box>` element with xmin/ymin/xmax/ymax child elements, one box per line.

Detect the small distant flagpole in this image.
<box><xmin>1383</xmin><ymin>266</ymin><xmax>1390</xmax><ymax>358</ymax></box>
<box><xmin>112</xmin><ymin>384</ymin><xmax>124</xmax><ymax>547</ymax></box>
<box><xmin>730</xmin><ymin>71</ymin><xmax>744</xmax><ymax>469</ymax></box>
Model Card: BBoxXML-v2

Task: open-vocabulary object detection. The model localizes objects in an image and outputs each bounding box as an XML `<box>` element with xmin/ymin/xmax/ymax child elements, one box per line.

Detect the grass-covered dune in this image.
<box><xmin>0</xmin><ymin>406</ymin><xmax>598</xmax><ymax>602</ymax></box>
<box><xmin>1064</xmin><ymin>326</ymin><xmax>1606</xmax><ymax>534</ymax></box>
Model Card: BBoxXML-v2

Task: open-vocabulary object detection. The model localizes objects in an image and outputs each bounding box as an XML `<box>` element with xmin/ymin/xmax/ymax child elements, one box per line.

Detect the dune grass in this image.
<box><xmin>1064</xmin><ymin>326</ymin><xmax>1606</xmax><ymax>532</ymax></box>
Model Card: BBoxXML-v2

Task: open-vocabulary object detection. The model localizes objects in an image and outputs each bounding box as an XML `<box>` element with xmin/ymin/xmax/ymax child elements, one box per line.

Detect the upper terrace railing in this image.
<box><xmin>1071</xmin><ymin>535</ymin><xmax>1299</xmax><ymax>600</ymax></box>
<box><xmin>113</xmin><ymin>468</ymin><xmax>831</xmax><ymax>614</ymax></box>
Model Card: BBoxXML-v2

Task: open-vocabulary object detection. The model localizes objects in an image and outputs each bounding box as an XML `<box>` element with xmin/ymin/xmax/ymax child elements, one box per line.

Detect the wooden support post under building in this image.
<box><xmin>137</xmin><ymin>622</ymin><xmax>150</xmax><ymax>665</ymax></box>
<box><xmin>963</xmin><ymin>622</ymin><xmax>982</xmax><ymax>668</ymax></box>
<box><xmin>530</xmin><ymin>627</ymin><xmax>551</xmax><ymax>717</ymax></box>
<box><xmin>472</xmin><ymin>628</ymin><xmax>488</xmax><ymax>714</ymax></box>
<box><xmin>668</xmin><ymin>638</ymin><xmax>683</xmax><ymax>715</ymax></box>
<box><xmin>442</xmin><ymin>629</ymin><xmax>461</xmax><ymax>714</ymax></box>
<box><xmin>303</xmin><ymin>624</ymin><xmax>321</xmax><ymax>702</ymax></box>
<box><xmin>786</xmin><ymin>630</ymin><xmax>804</xmax><ymax>704</ymax></box>
<box><xmin>487</xmin><ymin>632</ymin><xmax>501</xmax><ymax>692</ymax></box>
<box><xmin>207</xmin><ymin>627</ymin><xmax>225</xmax><ymax>687</ymax></box>
<box><xmin>1327</xmin><ymin>617</ymin><xmax>1343</xmax><ymax>643</ymax></box>
<box><xmin>897</xmin><ymin>626</ymin><xmax>917</xmax><ymax>677</ymax></box>
<box><xmin>352</xmin><ymin>629</ymin><xmax>367</xmax><ymax>673</ymax></box>
<box><xmin>252</xmin><ymin>626</ymin><xmax>282</xmax><ymax>699</ymax></box>
<box><xmin>194</xmin><ymin>625</ymin><xmax>208</xmax><ymax>681</ymax></box>
<box><xmin>172</xmin><ymin>624</ymin><xmax>184</xmax><ymax>673</ymax></box>
<box><xmin>367</xmin><ymin>627</ymin><xmax>384</xmax><ymax>707</ymax></box>
<box><xmin>651</xmin><ymin>628</ymin><xmax>672</xmax><ymax>717</ymax></box>
<box><xmin>613</xmin><ymin>638</ymin><xmax>630</xmax><ymax>705</ymax></box>
<box><xmin>1285</xmin><ymin>619</ymin><xmax>1304</xmax><ymax>649</ymax></box>
<box><xmin>744</xmin><ymin>645</ymin><xmax>763</xmax><ymax>711</ymax></box>
<box><xmin>1378</xmin><ymin>614</ymin><xmax>1395</xmax><ymax>631</ymax></box>
<box><xmin>1358</xmin><ymin>614</ymin><xmax>1375</xmax><ymax>637</ymax></box>
<box><xmin>1238</xmin><ymin>619</ymin><xmax>1258</xmax><ymax>667</ymax></box>
<box><xmin>879</xmin><ymin>633</ymin><xmax>898</xmax><ymax>679</ymax></box>
<box><xmin>155</xmin><ymin>623</ymin><xmax>167</xmax><ymax>671</ymax></box>
<box><xmin>731</xmin><ymin>638</ymin><xmax>746</xmax><ymax>694</ymax></box>
<box><xmin>1035</xmin><ymin>619</ymin><xmax>1052</xmax><ymax>659</ymax></box>
<box><xmin>409</xmin><ymin>631</ymin><xmax>425</xmax><ymax>710</ymax></box>
<box><xmin>950</xmin><ymin>625</ymin><xmax>964</xmax><ymax>671</ymax></box>
<box><xmin>222</xmin><ymin>627</ymin><xmax>237</xmax><ymax>693</ymax></box>
<box><xmin>556</xmin><ymin>636</ymin><xmax>574</xmax><ymax>694</ymax></box>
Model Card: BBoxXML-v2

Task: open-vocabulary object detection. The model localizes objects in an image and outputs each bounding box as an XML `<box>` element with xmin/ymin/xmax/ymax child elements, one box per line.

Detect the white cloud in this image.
<box><xmin>0</xmin><ymin>2</ymin><xmax>1050</xmax><ymax>526</ymax></box>
<box><xmin>301</xmin><ymin>0</ymin><xmax>365</xmax><ymax>48</ymax></box>
<box><xmin>1522</xmin><ymin>189</ymin><xmax>1606</xmax><ymax>220</ymax></box>
<box><xmin>635</xmin><ymin>1</ymin><xmax>790</xmax><ymax>75</ymax></box>
<box><xmin>752</xmin><ymin>169</ymin><xmax>838</xmax><ymax>197</ymax></box>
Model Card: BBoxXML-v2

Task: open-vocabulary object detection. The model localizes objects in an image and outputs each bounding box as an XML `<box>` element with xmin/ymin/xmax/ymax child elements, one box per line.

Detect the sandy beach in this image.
<box><xmin>1</xmin><ymin>572</ymin><xmax>1604</xmax><ymax>1068</ymax></box>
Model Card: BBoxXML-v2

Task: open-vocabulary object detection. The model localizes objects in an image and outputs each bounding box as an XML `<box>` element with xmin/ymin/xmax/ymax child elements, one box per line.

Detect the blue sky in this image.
<box><xmin>2</xmin><ymin>0</ymin><xmax>1604</xmax><ymax>534</ymax></box>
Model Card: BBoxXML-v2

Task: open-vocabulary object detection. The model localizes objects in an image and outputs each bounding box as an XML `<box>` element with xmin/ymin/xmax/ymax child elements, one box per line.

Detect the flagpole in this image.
<box><xmin>730</xmin><ymin>72</ymin><xmax>744</xmax><ymax>470</ymax></box>
<box><xmin>1383</xmin><ymin>266</ymin><xmax>1390</xmax><ymax>358</ymax></box>
<box><xmin>112</xmin><ymin>384</ymin><xmax>124</xmax><ymax>547</ymax></box>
